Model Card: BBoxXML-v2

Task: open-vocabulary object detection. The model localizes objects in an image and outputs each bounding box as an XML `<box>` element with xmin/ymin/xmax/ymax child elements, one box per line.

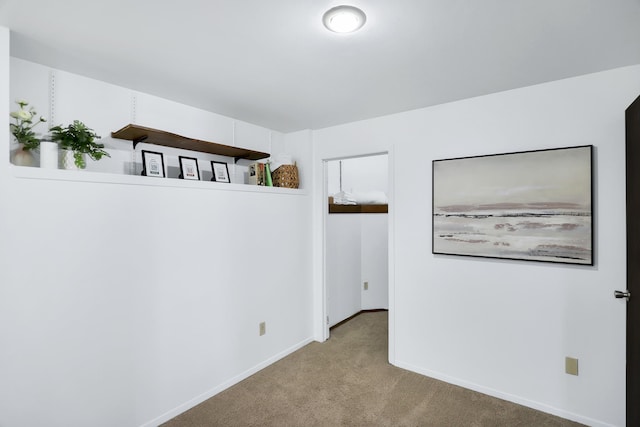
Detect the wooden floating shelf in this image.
<box><xmin>111</xmin><ymin>124</ymin><xmax>270</xmax><ymax>162</ymax></box>
<box><xmin>329</xmin><ymin>204</ymin><xmax>388</xmax><ymax>214</ymax></box>
<box><xmin>328</xmin><ymin>197</ymin><xmax>388</xmax><ymax>214</ymax></box>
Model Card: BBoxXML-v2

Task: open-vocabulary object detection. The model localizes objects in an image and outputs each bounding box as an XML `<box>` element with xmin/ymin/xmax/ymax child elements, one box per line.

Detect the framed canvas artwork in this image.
<box><xmin>432</xmin><ymin>145</ymin><xmax>593</xmax><ymax>265</ymax></box>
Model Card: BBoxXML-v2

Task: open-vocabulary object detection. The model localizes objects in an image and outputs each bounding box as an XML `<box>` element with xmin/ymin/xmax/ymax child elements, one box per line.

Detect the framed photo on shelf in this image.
<box><xmin>179</xmin><ymin>156</ymin><xmax>201</xmax><ymax>180</ymax></box>
<box><xmin>141</xmin><ymin>150</ymin><xmax>165</xmax><ymax>178</ymax></box>
<box><xmin>211</xmin><ymin>161</ymin><xmax>231</xmax><ymax>183</ymax></box>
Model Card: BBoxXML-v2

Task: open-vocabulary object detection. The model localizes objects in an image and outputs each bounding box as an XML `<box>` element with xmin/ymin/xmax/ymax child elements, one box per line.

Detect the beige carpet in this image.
<box><xmin>163</xmin><ymin>311</ymin><xmax>583</xmax><ymax>426</ymax></box>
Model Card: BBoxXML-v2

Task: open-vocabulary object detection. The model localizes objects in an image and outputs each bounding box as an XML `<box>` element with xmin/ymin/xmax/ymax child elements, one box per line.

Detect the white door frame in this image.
<box><xmin>317</xmin><ymin>149</ymin><xmax>395</xmax><ymax>364</ymax></box>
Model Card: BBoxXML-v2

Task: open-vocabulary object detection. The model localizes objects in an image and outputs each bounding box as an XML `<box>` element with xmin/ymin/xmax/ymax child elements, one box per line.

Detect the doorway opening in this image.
<box><xmin>322</xmin><ymin>153</ymin><xmax>392</xmax><ymax>355</ymax></box>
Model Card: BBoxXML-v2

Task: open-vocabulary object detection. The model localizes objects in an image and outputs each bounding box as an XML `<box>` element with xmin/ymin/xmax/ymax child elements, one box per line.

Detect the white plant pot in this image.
<box><xmin>12</xmin><ymin>144</ymin><xmax>35</xmax><ymax>167</ymax></box>
<box><xmin>61</xmin><ymin>149</ymin><xmax>85</xmax><ymax>170</ymax></box>
<box><xmin>40</xmin><ymin>141</ymin><xmax>58</xmax><ymax>169</ymax></box>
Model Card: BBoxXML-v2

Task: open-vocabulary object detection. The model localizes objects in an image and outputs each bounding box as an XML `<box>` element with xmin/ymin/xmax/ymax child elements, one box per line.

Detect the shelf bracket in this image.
<box><xmin>234</xmin><ymin>157</ymin><xmax>243</xmax><ymax>164</ymax></box>
<box><xmin>132</xmin><ymin>135</ymin><xmax>149</xmax><ymax>150</ymax></box>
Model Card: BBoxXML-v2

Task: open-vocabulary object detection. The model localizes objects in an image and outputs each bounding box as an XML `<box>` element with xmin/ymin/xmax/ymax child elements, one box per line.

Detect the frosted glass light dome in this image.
<box><xmin>323</xmin><ymin>6</ymin><xmax>366</xmax><ymax>33</ymax></box>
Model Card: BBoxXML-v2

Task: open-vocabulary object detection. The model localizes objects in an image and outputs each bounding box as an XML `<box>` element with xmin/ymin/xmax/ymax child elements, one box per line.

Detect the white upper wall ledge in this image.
<box><xmin>9</xmin><ymin>57</ymin><xmax>308</xmax><ymax>188</ymax></box>
<box><xmin>10</xmin><ymin>164</ymin><xmax>306</xmax><ymax>195</ymax></box>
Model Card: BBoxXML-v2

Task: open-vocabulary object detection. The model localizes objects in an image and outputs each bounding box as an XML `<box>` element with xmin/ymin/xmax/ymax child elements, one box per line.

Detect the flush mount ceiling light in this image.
<box><xmin>322</xmin><ymin>5</ymin><xmax>367</xmax><ymax>33</ymax></box>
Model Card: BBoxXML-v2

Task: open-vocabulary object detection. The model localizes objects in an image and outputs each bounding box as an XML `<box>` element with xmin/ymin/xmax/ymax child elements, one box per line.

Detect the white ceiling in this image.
<box><xmin>1</xmin><ymin>0</ymin><xmax>640</xmax><ymax>132</ymax></box>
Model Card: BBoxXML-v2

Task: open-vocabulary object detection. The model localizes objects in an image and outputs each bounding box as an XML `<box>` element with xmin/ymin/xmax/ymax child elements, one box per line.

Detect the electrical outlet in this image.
<box><xmin>364</xmin><ymin>281</ymin><xmax>369</xmax><ymax>290</ymax></box>
<box><xmin>259</xmin><ymin>322</ymin><xmax>266</xmax><ymax>336</ymax></box>
<box><xmin>565</xmin><ymin>357</ymin><xmax>578</xmax><ymax>376</ymax></box>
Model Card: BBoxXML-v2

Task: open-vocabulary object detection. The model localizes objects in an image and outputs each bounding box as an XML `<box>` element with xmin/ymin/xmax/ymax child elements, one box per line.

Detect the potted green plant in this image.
<box><xmin>9</xmin><ymin>100</ymin><xmax>47</xmax><ymax>166</ymax></box>
<box><xmin>50</xmin><ymin>120</ymin><xmax>110</xmax><ymax>169</ymax></box>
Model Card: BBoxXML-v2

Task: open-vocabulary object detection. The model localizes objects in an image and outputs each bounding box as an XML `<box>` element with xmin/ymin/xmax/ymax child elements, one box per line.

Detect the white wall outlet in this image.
<box><xmin>259</xmin><ymin>321</ymin><xmax>266</xmax><ymax>336</ymax></box>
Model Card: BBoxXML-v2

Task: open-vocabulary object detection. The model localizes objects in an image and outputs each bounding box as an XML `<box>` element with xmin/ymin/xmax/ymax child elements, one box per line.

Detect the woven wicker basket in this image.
<box><xmin>272</xmin><ymin>164</ymin><xmax>299</xmax><ymax>188</ymax></box>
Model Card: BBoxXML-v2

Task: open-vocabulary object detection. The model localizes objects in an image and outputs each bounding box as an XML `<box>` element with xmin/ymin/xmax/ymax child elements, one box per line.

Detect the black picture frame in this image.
<box><xmin>179</xmin><ymin>156</ymin><xmax>201</xmax><ymax>180</ymax></box>
<box><xmin>432</xmin><ymin>145</ymin><xmax>593</xmax><ymax>265</ymax></box>
<box><xmin>211</xmin><ymin>161</ymin><xmax>231</xmax><ymax>183</ymax></box>
<box><xmin>141</xmin><ymin>150</ymin><xmax>165</xmax><ymax>178</ymax></box>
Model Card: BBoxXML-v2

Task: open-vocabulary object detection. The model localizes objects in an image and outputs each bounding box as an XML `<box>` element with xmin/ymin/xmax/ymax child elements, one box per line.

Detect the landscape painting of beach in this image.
<box><xmin>432</xmin><ymin>145</ymin><xmax>593</xmax><ymax>265</ymax></box>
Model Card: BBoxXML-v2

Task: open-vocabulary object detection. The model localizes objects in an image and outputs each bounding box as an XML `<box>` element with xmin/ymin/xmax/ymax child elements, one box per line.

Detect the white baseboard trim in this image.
<box><xmin>393</xmin><ymin>360</ymin><xmax>618</xmax><ymax>427</ymax></box>
<box><xmin>141</xmin><ymin>336</ymin><xmax>314</xmax><ymax>427</ymax></box>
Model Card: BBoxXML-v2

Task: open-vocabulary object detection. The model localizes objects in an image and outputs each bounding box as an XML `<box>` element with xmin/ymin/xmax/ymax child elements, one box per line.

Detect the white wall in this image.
<box><xmin>0</xmin><ymin>33</ymin><xmax>314</xmax><ymax>427</ymax></box>
<box><xmin>326</xmin><ymin>213</ymin><xmax>389</xmax><ymax>327</ymax></box>
<box><xmin>313</xmin><ymin>65</ymin><xmax>640</xmax><ymax>427</ymax></box>
<box><xmin>326</xmin><ymin>213</ymin><xmax>362</xmax><ymax>326</ymax></box>
<box><xmin>361</xmin><ymin>214</ymin><xmax>389</xmax><ymax>310</ymax></box>
<box><xmin>327</xmin><ymin>154</ymin><xmax>388</xmax><ymax>195</ymax></box>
